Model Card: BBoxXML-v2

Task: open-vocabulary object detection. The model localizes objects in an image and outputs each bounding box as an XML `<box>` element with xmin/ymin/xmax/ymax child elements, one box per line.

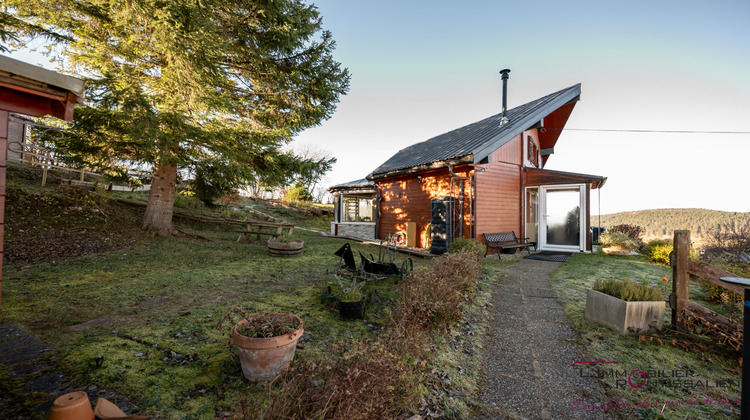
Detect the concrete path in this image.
<box><xmin>476</xmin><ymin>258</ymin><xmax>615</xmax><ymax>420</ymax></box>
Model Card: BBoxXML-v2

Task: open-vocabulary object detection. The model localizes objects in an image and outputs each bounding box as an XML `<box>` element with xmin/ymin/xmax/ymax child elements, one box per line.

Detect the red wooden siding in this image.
<box><xmin>474</xmin><ymin>134</ymin><xmax>524</xmax><ymax>240</ymax></box>
<box><xmin>0</xmin><ymin>111</ymin><xmax>7</xmax><ymax>316</ymax></box>
<box><xmin>376</xmin><ymin>166</ymin><xmax>472</xmax><ymax>248</ymax></box>
<box><xmin>492</xmin><ymin>133</ymin><xmax>521</xmax><ymax>165</ymax></box>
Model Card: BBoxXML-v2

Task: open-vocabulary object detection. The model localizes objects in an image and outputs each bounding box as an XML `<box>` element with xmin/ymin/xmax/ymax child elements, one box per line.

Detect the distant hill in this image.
<box><xmin>594</xmin><ymin>209</ymin><xmax>750</xmax><ymax>241</ymax></box>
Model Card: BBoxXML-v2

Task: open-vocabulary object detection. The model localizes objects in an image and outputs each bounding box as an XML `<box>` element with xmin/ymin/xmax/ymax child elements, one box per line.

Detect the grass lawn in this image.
<box><xmin>550</xmin><ymin>252</ymin><xmax>741</xmax><ymax>419</ymax></box>
<box><xmin>2</xmin><ymin>223</ymin><xmax>442</xmax><ymax>417</ymax></box>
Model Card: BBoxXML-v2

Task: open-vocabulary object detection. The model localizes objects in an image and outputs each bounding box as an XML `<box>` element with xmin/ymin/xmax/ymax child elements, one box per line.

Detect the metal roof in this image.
<box><xmin>368</xmin><ymin>84</ymin><xmax>581</xmax><ymax>180</ymax></box>
<box><xmin>0</xmin><ymin>54</ymin><xmax>85</xmax><ymax>95</ymax></box>
<box><xmin>328</xmin><ymin>178</ymin><xmax>376</xmax><ymax>192</ymax></box>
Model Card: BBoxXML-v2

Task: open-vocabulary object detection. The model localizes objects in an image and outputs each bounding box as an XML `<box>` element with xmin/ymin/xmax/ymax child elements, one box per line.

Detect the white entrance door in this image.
<box><xmin>539</xmin><ymin>185</ymin><xmax>586</xmax><ymax>252</ymax></box>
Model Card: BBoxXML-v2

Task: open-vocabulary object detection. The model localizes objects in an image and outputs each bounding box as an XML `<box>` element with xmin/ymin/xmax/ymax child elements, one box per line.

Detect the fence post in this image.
<box><xmin>671</xmin><ymin>230</ymin><xmax>691</xmax><ymax>328</ymax></box>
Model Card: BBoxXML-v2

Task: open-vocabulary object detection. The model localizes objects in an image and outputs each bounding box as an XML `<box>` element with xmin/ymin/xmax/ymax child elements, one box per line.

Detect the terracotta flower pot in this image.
<box><xmin>48</xmin><ymin>391</ymin><xmax>94</xmax><ymax>420</ymax></box>
<box><xmin>602</xmin><ymin>246</ymin><xmax>630</xmax><ymax>256</ymax></box>
<box><xmin>267</xmin><ymin>239</ymin><xmax>304</xmax><ymax>256</ymax></box>
<box><xmin>231</xmin><ymin>314</ymin><xmax>304</xmax><ymax>382</ymax></box>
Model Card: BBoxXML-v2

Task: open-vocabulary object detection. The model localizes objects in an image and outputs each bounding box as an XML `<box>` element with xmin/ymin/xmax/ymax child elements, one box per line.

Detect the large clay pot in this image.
<box><xmin>267</xmin><ymin>239</ymin><xmax>304</xmax><ymax>256</ymax></box>
<box><xmin>48</xmin><ymin>391</ymin><xmax>94</xmax><ymax>420</ymax></box>
<box><xmin>602</xmin><ymin>246</ymin><xmax>631</xmax><ymax>256</ymax></box>
<box><xmin>231</xmin><ymin>314</ymin><xmax>304</xmax><ymax>382</ymax></box>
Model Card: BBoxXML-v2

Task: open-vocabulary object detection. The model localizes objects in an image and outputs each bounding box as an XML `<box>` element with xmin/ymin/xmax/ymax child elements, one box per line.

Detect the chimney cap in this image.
<box><xmin>499</xmin><ymin>69</ymin><xmax>511</xmax><ymax>78</ymax></box>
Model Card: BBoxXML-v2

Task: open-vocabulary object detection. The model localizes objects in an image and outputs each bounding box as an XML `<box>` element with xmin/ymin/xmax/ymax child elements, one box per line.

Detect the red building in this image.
<box><xmin>0</xmin><ymin>55</ymin><xmax>84</xmax><ymax>319</ymax></box>
<box><xmin>330</xmin><ymin>82</ymin><xmax>606</xmax><ymax>254</ymax></box>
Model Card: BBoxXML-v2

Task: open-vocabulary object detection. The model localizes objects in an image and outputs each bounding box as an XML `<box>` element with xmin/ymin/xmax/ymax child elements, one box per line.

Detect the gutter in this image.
<box><xmin>367</xmin><ymin>155</ymin><xmax>474</xmax><ymax>181</ymax></box>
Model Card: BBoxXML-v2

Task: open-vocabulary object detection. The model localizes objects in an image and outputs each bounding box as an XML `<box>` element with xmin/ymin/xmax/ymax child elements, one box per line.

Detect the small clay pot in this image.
<box><xmin>48</xmin><ymin>391</ymin><xmax>94</xmax><ymax>420</ymax></box>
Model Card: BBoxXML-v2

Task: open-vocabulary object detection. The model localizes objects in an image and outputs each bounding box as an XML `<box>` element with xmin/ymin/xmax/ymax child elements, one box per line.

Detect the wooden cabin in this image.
<box><xmin>331</xmin><ymin>83</ymin><xmax>606</xmax><ymax>254</ymax></box>
<box><xmin>0</xmin><ymin>54</ymin><xmax>84</xmax><ymax>319</ymax></box>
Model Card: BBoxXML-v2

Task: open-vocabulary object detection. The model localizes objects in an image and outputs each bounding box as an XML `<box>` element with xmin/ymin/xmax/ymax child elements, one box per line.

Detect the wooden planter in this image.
<box><xmin>231</xmin><ymin>314</ymin><xmax>304</xmax><ymax>382</ymax></box>
<box><xmin>267</xmin><ymin>239</ymin><xmax>304</xmax><ymax>256</ymax></box>
<box><xmin>601</xmin><ymin>246</ymin><xmax>631</xmax><ymax>256</ymax></box>
<box><xmin>584</xmin><ymin>289</ymin><xmax>665</xmax><ymax>334</ymax></box>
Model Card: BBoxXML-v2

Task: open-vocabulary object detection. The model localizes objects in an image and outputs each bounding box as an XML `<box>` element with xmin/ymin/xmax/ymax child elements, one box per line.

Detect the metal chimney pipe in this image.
<box><xmin>500</xmin><ymin>69</ymin><xmax>511</xmax><ymax>123</ymax></box>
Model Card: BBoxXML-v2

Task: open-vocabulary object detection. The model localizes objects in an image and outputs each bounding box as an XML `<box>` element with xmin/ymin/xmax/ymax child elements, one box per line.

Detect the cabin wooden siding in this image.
<box><xmin>375</xmin><ymin>166</ymin><xmax>472</xmax><ymax>248</ymax></box>
<box><xmin>474</xmin><ymin>132</ymin><xmax>536</xmax><ymax>240</ymax></box>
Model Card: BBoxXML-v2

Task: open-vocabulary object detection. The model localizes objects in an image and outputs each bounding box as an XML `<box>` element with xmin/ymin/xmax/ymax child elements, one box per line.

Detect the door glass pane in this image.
<box><xmin>546</xmin><ymin>189</ymin><xmax>580</xmax><ymax>246</ymax></box>
<box><xmin>526</xmin><ymin>188</ymin><xmax>538</xmax><ymax>243</ymax></box>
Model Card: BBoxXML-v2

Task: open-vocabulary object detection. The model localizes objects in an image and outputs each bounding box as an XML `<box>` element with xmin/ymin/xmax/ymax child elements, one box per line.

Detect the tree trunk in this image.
<box><xmin>142</xmin><ymin>162</ymin><xmax>178</xmax><ymax>236</ymax></box>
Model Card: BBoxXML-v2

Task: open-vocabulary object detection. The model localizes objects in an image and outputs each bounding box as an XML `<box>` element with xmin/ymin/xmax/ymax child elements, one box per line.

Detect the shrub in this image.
<box><xmin>395</xmin><ymin>250</ymin><xmax>482</xmax><ymax>332</ymax></box>
<box><xmin>607</xmin><ymin>224</ymin><xmax>644</xmax><ymax>250</ymax></box>
<box><xmin>248</xmin><ymin>341</ymin><xmax>418</xmax><ymax>419</ymax></box>
<box><xmin>593</xmin><ymin>278</ymin><xmax>663</xmax><ymax>302</ymax></box>
<box><xmin>642</xmin><ymin>239</ymin><xmax>673</xmax><ymax>265</ymax></box>
<box><xmin>609</xmin><ymin>224</ymin><xmax>643</xmax><ymax>240</ymax></box>
<box><xmin>450</xmin><ymin>238</ymin><xmax>485</xmax><ymax>255</ymax></box>
<box><xmin>599</xmin><ymin>231</ymin><xmax>640</xmax><ymax>250</ymax></box>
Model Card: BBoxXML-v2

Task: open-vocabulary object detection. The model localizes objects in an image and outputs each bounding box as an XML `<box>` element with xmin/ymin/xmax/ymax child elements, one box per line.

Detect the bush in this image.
<box><xmin>450</xmin><ymin>238</ymin><xmax>485</xmax><ymax>256</ymax></box>
<box><xmin>643</xmin><ymin>239</ymin><xmax>673</xmax><ymax>265</ymax></box>
<box><xmin>395</xmin><ymin>250</ymin><xmax>482</xmax><ymax>332</ymax></box>
<box><xmin>593</xmin><ymin>278</ymin><xmax>663</xmax><ymax>302</ymax></box>
<box><xmin>599</xmin><ymin>231</ymin><xmax>640</xmax><ymax>250</ymax></box>
<box><xmin>248</xmin><ymin>341</ymin><xmax>418</xmax><ymax>419</ymax></box>
<box><xmin>607</xmin><ymin>224</ymin><xmax>644</xmax><ymax>250</ymax></box>
<box><xmin>609</xmin><ymin>224</ymin><xmax>643</xmax><ymax>240</ymax></box>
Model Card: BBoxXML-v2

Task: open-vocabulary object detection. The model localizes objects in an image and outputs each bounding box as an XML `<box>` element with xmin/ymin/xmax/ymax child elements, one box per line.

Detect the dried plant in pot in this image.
<box><xmin>335</xmin><ymin>274</ymin><xmax>366</xmax><ymax>320</ymax></box>
<box><xmin>267</xmin><ymin>234</ymin><xmax>304</xmax><ymax>256</ymax></box>
<box><xmin>217</xmin><ymin>309</ymin><xmax>305</xmax><ymax>382</ymax></box>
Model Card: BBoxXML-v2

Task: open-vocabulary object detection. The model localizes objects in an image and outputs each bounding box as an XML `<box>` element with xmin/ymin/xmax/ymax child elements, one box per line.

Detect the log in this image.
<box><xmin>687</xmin><ymin>259</ymin><xmax>744</xmax><ymax>295</ymax></box>
<box><xmin>685</xmin><ymin>300</ymin><xmax>743</xmax><ymax>333</ymax></box>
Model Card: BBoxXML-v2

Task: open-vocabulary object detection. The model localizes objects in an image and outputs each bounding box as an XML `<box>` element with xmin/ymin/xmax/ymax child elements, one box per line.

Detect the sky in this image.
<box><xmin>8</xmin><ymin>0</ymin><xmax>750</xmax><ymax>215</ymax></box>
<box><xmin>290</xmin><ymin>0</ymin><xmax>750</xmax><ymax>215</ymax></box>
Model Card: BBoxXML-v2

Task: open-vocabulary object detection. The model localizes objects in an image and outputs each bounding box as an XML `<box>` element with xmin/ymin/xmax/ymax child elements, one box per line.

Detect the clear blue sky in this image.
<box><xmin>293</xmin><ymin>0</ymin><xmax>750</xmax><ymax>214</ymax></box>
<box><xmin>9</xmin><ymin>1</ymin><xmax>750</xmax><ymax>214</ymax></box>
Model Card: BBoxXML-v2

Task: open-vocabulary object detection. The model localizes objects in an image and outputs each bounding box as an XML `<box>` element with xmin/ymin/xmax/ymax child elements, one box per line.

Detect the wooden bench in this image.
<box><xmin>482</xmin><ymin>232</ymin><xmax>536</xmax><ymax>257</ymax></box>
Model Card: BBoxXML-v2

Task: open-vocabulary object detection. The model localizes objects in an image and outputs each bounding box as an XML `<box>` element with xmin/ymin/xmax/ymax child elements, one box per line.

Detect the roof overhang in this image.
<box><xmin>472</xmin><ymin>84</ymin><xmax>581</xmax><ymax>163</ymax></box>
<box><xmin>367</xmin><ymin>155</ymin><xmax>473</xmax><ymax>181</ymax></box>
<box><xmin>524</xmin><ymin>167</ymin><xmax>607</xmax><ymax>189</ymax></box>
<box><xmin>0</xmin><ymin>55</ymin><xmax>85</xmax><ymax>121</ymax></box>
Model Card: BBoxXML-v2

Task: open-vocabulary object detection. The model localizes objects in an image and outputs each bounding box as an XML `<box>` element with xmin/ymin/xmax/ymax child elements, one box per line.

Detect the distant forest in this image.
<box><xmin>595</xmin><ymin>209</ymin><xmax>750</xmax><ymax>240</ymax></box>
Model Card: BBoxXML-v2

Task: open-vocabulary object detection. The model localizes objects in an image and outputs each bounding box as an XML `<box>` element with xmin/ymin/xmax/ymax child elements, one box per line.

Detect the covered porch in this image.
<box><xmin>523</xmin><ymin>168</ymin><xmax>606</xmax><ymax>253</ymax></box>
<box><xmin>328</xmin><ymin>178</ymin><xmax>378</xmax><ymax>240</ymax></box>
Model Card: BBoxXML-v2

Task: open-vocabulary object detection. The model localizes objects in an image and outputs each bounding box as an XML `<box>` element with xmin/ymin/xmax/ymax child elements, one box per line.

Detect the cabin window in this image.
<box><xmin>526</xmin><ymin>135</ymin><xmax>539</xmax><ymax>168</ymax></box>
<box><xmin>342</xmin><ymin>195</ymin><xmax>375</xmax><ymax>222</ymax></box>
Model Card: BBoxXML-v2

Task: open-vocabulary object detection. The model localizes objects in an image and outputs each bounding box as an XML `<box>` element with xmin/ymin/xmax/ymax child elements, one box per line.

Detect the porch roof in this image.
<box><xmin>524</xmin><ymin>167</ymin><xmax>607</xmax><ymax>189</ymax></box>
<box><xmin>328</xmin><ymin>178</ymin><xmax>377</xmax><ymax>194</ymax></box>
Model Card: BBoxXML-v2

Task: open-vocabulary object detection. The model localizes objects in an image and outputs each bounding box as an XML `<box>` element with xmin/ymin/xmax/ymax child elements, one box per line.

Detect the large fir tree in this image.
<box><xmin>1</xmin><ymin>0</ymin><xmax>349</xmax><ymax>235</ymax></box>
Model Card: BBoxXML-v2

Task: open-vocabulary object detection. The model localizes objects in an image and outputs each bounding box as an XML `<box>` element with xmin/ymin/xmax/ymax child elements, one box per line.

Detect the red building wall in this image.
<box><xmin>474</xmin><ymin>132</ymin><xmax>537</xmax><ymax>240</ymax></box>
<box><xmin>375</xmin><ymin>166</ymin><xmax>473</xmax><ymax>248</ymax></box>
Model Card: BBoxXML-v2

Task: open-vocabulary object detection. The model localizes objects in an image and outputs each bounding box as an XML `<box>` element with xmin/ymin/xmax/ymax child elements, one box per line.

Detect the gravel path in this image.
<box><xmin>475</xmin><ymin>258</ymin><xmax>616</xmax><ymax>420</ymax></box>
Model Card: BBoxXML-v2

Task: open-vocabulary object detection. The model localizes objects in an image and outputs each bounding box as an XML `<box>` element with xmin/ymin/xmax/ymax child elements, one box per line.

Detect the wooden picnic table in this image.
<box><xmin>236</xmin><ymin>221</ymin><xmax>295</xmax><ymax>242</ymax></box>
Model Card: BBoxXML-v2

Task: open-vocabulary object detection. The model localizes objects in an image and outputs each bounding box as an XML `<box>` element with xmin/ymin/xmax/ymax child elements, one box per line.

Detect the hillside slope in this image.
<box><xmin>597</xmin><ymin>208</ymin><xmax>750</xmax><ymax>240</ymax></box>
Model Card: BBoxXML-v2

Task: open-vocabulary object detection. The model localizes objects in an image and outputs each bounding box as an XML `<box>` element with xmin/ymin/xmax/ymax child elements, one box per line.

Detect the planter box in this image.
<box><xmin>584</xmin><ymin>289</ymin><xmax>665</xmax><ymax>334</ymax></box>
